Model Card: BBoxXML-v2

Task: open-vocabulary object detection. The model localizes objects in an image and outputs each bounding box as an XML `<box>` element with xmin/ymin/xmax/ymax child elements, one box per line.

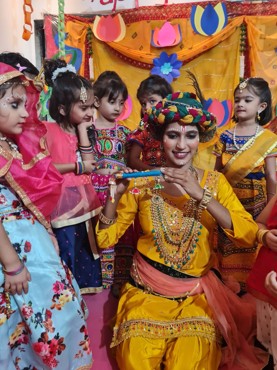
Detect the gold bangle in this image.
<box><xmin>99</xmin><ymin>211</ymin><xmax>117</xmax><ymax>225</ymax></box>
<box><xmin>199</xmin><ymin>188</ymin><xmax>212</xmax><ymax>210</ymax></box>
<box><xmin>257</xmin><ymin>229</ymin><xmax>269</xmax><ymax>245</ymax></box>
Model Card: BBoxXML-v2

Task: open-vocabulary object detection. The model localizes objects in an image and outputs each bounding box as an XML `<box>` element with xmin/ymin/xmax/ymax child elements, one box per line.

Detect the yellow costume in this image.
<box><xmin>96</xmin><ymin>170</ymin><xmax>260</xmax><ymax>370</ymax></box>
<box><xmin>214</xmin><ymin>128</ymin><xmax>277</xmax><ymax>290</ymax></box>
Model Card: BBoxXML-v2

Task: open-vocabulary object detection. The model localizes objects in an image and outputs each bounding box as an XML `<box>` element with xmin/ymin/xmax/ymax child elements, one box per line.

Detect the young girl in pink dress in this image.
<box><xmin>43</xmin><ymin>58</ymin><xmax>102</xmax><ymax>294</ymax></box>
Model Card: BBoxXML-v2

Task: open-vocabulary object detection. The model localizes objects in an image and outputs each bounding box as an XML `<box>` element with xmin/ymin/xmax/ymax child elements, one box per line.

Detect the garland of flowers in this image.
<box><xmin>57</xmin><ymin>0</ymin><xmax>65</xmax><ymax>58</ymax></box>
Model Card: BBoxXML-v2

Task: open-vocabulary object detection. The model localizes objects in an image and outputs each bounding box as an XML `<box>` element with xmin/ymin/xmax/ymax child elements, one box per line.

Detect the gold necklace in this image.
<box><xmin>151</xmin><ymin>190</ymin><xmax>203</xmax><ymax>269</ymax></box>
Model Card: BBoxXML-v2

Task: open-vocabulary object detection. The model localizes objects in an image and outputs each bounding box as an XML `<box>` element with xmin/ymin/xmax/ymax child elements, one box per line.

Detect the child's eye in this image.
<box><xmin>11</xmin><ymin>102</ymin><xmax>19</xmax><ymax>109</ymax></box>
<box><xmin>187</xmin><ymin>133</ymin><xmax>198</xmax><ymax>140</ymax></box>
<box><xmin>150</xmin><ymin>99</ymin><xmax>157</xmax><ymax>105</ymax></box>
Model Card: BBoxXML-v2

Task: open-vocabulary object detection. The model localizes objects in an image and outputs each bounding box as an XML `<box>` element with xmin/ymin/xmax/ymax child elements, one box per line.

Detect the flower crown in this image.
<box><xmin>144</xmin><ymin>91</ymin><xmax>217</xmax><ymax>142</ymax></box>
<box><xmin>51</xmin><ymin>65</ymin><xmax>76</xmax><ymax>82</ymax></box>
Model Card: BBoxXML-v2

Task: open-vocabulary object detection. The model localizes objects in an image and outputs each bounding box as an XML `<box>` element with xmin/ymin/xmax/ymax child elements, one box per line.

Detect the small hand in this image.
<box><xmin>111</xmin><ymin>168</ymin><xmax>137</xmax><ymax>197</ymax></box>
<box><xmin>265</xmin><ymin>271</ymin><xmax>277</xmax><ymax>298</ymax></box>
<box><xmin>77</xmin><ymin>120</ymin><xmax>94</xmax><ymax>131</ymax></box>
<box><xmin>264</xmin><ymin>229</ymin><xmax>277</xmax><ymax>252</ymax></box>
<box><xmin>83</xmin><ymin>159</ymin><xmax>97</xmax><ymax>173</ymax></box>
<box><xmin>4</xmin><ymin>266</ymin><xmax>31</xmax><ymax>295</ymax></box>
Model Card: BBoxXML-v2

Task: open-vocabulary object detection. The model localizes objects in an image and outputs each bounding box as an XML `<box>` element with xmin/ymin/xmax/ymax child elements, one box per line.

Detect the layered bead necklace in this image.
<box><xmin>150</xmin><ymin>166</ymin><xmax>202</xmax><ymax>269</ymax></box>
<box><xmin>0</xmin><ymin>136</ymin><xmax>18</xmax><ymax>151</ymax></box>
<box><xmin>233</xmin><ymin>124</ymin><xmax>260</xmax><ymax>151</ymax></box>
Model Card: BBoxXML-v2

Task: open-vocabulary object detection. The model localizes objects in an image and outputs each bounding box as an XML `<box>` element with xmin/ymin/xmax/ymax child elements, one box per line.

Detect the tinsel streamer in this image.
<box><xmin>58</xmin><ymin>0</ymin><xmax>65</xmax><ymax>58</ymax></box>
<box><xmin>239</xmin><ymin>23</ymin><xmax>247</xmax><ymax>80</ymax></box>
<box><xmin>22</xmin><ymin>0</ymin><xmax>33</xmax><ymax>41</ymax></box>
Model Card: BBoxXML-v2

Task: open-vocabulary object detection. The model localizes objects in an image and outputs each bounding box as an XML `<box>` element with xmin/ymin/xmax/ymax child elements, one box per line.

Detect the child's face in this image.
<box><xmin>96</xmin><ymin>93</ymin><xmax>125</xmax><ymax>122</ymax></box>
<box><xmin>0</xmin><ymin>84</ymin><xmax>28</xmax><ymax>136</ymax></box>
<box><xmin>234</xmin><ymin>87</ymin><xmax>267</xmax><ymax>123</ymax></box>
<box><xmin>139</xmin><ymin>93</ymin><xmax>163</xmax><ymax>115</ymax></box>
<box><xmin>69</xmin><ymin>89</ymin><xmax>95</xmax><ymax>126</ymax></box>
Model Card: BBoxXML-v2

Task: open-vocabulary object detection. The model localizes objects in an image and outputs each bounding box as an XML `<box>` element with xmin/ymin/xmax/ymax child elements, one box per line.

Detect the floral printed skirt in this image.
<box><xmin>0</xmin><ymin>215</ymin><xmax>93</xmax><ymax>369</ymax></box>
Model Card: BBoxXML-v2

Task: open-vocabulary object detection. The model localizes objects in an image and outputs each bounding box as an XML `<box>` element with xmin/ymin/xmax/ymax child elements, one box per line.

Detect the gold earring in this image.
<box><xmin>256</xmin><ymin>111</ymin><xmax>261</xmax><ymax>122</ymax></box>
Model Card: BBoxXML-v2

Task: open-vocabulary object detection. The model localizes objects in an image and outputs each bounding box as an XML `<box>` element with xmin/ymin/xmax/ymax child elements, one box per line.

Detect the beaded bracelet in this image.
<box><xmin>75</xmin><ymin>161</ymin><xmax>85</xmax><ymax>175</ymax></box>
<box><xmin>2</xmin><ymin>260</ymin><xmax>25</xmax><ymax>276</ymax></box>
<box><xmin>99</xmin><ymin>211</ymin><xmax>117</xmax><ymax>225</ymax></box>
<box><xmin>79</xmin><ymin>144</ymin><xmax>94</xmax><ymax>154</ymax></box>
<box><xmin>257</xmin><ymin>229</ymin><xmax>269</xmax><ymax>245</ymax></box>
<box><xmin>199</xmin><ymin>188</ymin><xmax>212</xmax><ymax>210</ymax></box>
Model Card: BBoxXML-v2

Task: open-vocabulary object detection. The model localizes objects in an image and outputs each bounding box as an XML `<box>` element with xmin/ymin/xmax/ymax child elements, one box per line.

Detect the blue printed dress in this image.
<box><xmin>0</xmin><ymin>181</ymin><xmax>93</xmax><ymax>370</ymax></box>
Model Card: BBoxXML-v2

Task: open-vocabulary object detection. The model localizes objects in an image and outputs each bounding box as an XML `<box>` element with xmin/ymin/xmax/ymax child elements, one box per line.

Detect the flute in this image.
<box><xmin>114</xmin><ymin>169</ymin><xmax>162</xmax><ymax>179</ymax></box>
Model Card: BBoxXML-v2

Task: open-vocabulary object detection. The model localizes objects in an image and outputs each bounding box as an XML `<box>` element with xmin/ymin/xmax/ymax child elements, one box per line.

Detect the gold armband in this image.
<box><xmin>199</xmin><ymin>189</ymin><xmax>212</xmax><ymax>210</ymax></box>
<box><xmin>99</xmin><ymin>211</ymin><xmax>117</xmax><ymax>226</ymax></box>
<box><xmin>257</xmin><ymin>229</ymin><xmax>269</xmax><ymax>245</ymax></box>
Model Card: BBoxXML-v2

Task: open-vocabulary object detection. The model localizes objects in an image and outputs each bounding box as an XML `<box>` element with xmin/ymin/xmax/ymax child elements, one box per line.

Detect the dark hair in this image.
<box><xmin>93</xmin><ymin>71</ymin><xmax>128</xmax><ymax>105</ymax></box>
<box><xmin>137</xmin><ymin>75</ymin><xmax>173</xmax><ymax>101</ymax></box>
<box><xmin>233</xmin><ymin>77</ymin><xmax>272</xmax><ymax>126</ymax></box>
<box><xmin>0</xmin><ymin>52</ymin><xmax>39</xmax><ymax>78</ymax></box>
<box><xmin>43</xmin><ymin>58</ymin><xmax>93</xmax><ymax>125</ymax></box>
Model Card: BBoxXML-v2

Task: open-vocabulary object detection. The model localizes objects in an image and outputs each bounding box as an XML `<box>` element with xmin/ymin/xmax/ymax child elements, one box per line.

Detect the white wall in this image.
<box><xmin>0</xmin><ymin>0</ymin><xmax>206</xmax><ymax>67</ymax></box>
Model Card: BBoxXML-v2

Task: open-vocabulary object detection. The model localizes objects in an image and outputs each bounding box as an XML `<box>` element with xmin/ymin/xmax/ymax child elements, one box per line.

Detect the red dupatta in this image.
<box><xmin>247</xmin><ymin>200</ymin><xmax>277</xmax><ymax>308</ymax></box>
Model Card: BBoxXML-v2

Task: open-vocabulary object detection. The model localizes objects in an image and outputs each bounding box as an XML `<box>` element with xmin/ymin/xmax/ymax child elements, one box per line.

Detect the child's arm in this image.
<box><xmin>265</xmin><ymin>271</ymin><xmax>277</xmax><ymax>298</ymax></box>
<box><xmin>127</xmin><ymin>142</ymin><xmax>157</xmax><ymax>171</ymax></box>
<box><xmin>77</xmin><ymin>122</ymin><xmax>95</xmax><ymax>162</ymax></box>
<box><xmin>265</xmin><ymin>156</ymin><xmax>276</xmax><ymax>202</ymax></box>
<box><xmin>214</xmin><ymin>155</ymin><xmax>223</xmax><ymax>171</ymax></box>
<box><xmin>256</xmin><ymin>194</ymin><xmax>277</xmax><ymax>251</ymax></box>
<box><xmin>0</xmin><ymin>223</ymin><xmax>31</xmax><ymax>294</ymax></box>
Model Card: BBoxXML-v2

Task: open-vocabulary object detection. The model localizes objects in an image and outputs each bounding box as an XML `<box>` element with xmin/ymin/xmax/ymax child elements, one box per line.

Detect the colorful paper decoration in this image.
<box><xmin>190</xmin><ymin>3</ymin><xmax>228</xmax><ymax>36</ymax></box>
<box><xmin>151</xmin><ymin>52</ymin><xmax>182</xmax><ymax>84</ymax></box>
<box><xmin>203</xmin><ymin>98</ymin><xmax>232</xmax><ymax>128</ymax></box>
<box><xmin>151</xmin><ymin>22</ymin><xmax>182</xmax><ymax>48</ymax></box>
<box><xmin>116</xmin><ymin>95</ymin><xmax>133</xmax><ymax>122</ymax></box>
<box><xmin>22</xmin><ymin>0</ymin><xmax>33</xmax><ymax>41</ymax></box>
<box><xmin>93</xmin><ymin>14</ymin><xmax>126</xmax><ymax>42</ymax></box>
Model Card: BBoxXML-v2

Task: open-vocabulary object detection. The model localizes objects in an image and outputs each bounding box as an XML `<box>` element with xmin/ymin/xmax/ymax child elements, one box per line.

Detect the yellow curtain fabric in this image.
<box><xmin>245</xmin><ymin>16</ymin><xmax>277</xmax><ymax>112</ymax></box>
<box><xmin>92</xmin><ymin>17</ymin><xmax>243</xmax><ymax>132</ymax></box>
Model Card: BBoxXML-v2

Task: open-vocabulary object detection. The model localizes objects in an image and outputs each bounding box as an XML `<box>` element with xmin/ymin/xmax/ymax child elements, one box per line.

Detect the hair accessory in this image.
<box><xmin>51</xmin><ymin>65</ymin><xmax>76</xmax><ymax>82</ymax></box>
<box><xmin>16</xmin><ymin>63</ymin><xmax>27</xmax><ymax>72</ymax></box>
<box><xmin>239</xmin><ymin>79</ymin><xmax>248</xmax><ymax>93</ymax></box>
<box><xmin>0</xmin><ymin>70</ymin><xmax>23</xmax><ymax>86</ymax></box>
<box><xmin>99</xmin><ymin>211</ymin><xmax>117</xmax><ymax>225</ymax></box>
<box><xmin>2</xmin><ymin>260</ymin><xmax>25</xmax><ymax>276</ymax></box>
<box><xmin>80</xmin><ymin>82</ymin><xmax>88</xmax><ymax>103</ymax></box>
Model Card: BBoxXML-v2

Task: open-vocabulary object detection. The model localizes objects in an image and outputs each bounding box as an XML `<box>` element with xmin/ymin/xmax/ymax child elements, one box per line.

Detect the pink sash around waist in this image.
<box><xmin>131</xmin><ymin>252</ymin><xmax>268</xmax><ymax>370</ymax></box>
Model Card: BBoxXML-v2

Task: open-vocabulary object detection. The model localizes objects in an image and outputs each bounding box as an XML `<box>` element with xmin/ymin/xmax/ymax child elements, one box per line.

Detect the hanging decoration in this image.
<box><xmin>22</xmin><ymin>0</ymin><xmax>33</xmax><ymax>41</ymax></box>
<box><xmin>239</xmin><ymin>23</ymin><xmax>247</xmax><ymax>79</ymax></box>
<box><xmin>151</xmin><ymin>21</ymin><xmax>182</xmax><ymax>48</ymax></box>
<box><xmin>151</xmin><ymin>52</ymin><xmax>182</xmax><ymax>84</ymax></box>
<box><xmin>57</xmin><ymin>0</ymin><xmax>66</xmax><ymax>58</ymax></box>
<box><xmin>93</xmin><ymin>14</ymin><xmax>126</xmax><ymax>42</ymax></box>
<box><xmin>203</xmin><ymin>98</ymin><xmax>232</xmax><ymax>128</ymax></box>
<box><xmin>190</xmin><ymin>2</ymin><xmax>228</xmax><ymax>36</ymax></box>
<box><xmin>116</xmin><ymin>95</ymin><xmax>133</xmax><ymax>121</ymax></box>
